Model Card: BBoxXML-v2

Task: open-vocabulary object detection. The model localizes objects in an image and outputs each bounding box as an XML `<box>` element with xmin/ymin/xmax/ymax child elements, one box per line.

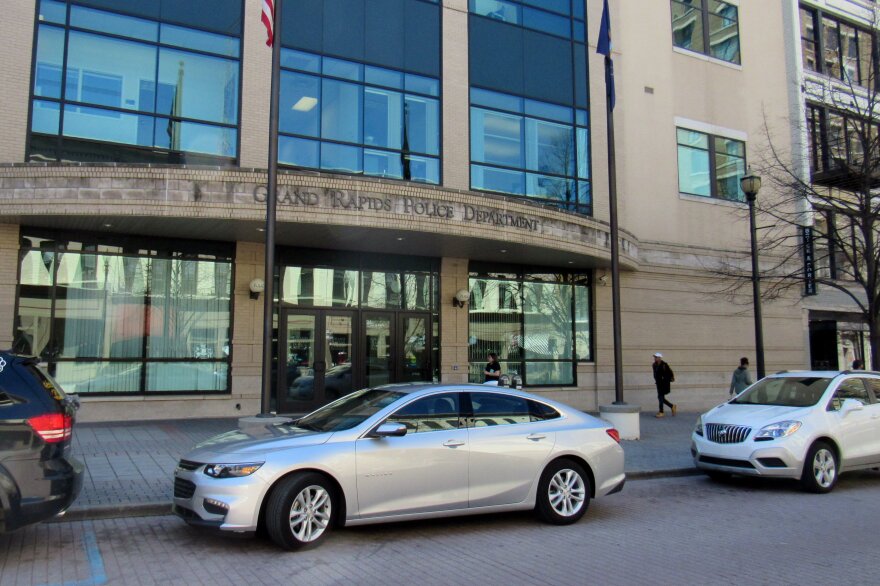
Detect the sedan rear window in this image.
<box><xmin>732</xmin><ymin>376</ymin><xmax>831</xmax><ymax>407</ymax></box>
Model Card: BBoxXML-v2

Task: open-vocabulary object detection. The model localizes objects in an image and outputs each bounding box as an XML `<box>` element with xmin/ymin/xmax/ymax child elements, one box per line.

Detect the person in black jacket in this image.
<box><xmin>652</xmin><ymin>352</ymin><xmax>676</xmax><ymax>418</ymax></box>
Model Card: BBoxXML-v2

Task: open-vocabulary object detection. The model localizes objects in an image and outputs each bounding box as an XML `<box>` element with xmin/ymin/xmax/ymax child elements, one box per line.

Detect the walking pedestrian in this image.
<box><xmin>652</xmin><ymin>352</ymin><xmax>676</xmax><ymax>418</ymax></box>
<box><xmin>729</xmin><ymin>357</ymin><xmax>753</xmax><ymax>397</ymax></box>
<box><xmin>852</xmin><ymin>359</ymin><xmax>863</xmax><ymax>370</ymax></box>
<box><xmin>484</xmin><ymin>352</ymin><xmax>501</xmax><ymax>384</ymax></box>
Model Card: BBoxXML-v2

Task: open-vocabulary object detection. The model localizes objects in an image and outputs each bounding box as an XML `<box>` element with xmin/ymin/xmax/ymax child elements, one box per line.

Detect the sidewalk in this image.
<box><xmin>63</xmin><ymin>411</ymin><xmax>699</xmax><ymax>522</ymax></box>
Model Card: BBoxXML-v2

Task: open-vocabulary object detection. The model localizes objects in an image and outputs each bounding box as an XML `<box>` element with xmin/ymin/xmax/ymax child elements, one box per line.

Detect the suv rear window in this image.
<box><xmin>23</xmin><ymin>364</ymin><xmax>68</xmax><ymax>404</ymax></box>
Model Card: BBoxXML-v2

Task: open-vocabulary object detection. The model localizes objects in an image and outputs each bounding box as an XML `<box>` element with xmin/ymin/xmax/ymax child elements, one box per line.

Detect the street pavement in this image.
<box><xmin>4</xmin><ymin>473</ymin><xmax>879</xmax><ymax>585</ymax></box>
<box><xmin>67</xmin><ymin>411</ymin><xmax>700</xmax><ymax>520</ymax></box>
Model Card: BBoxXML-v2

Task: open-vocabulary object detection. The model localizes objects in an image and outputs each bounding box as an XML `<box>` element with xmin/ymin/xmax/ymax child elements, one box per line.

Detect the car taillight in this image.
<box><xmin>606</xmin><ymin>428</ymin><xmax>620</xmax><ymax>443</ymax></box>
<box><xmin>27</xmin><ymin>413</ymin><xmax>72</xmax><ymax>443</ymax></box>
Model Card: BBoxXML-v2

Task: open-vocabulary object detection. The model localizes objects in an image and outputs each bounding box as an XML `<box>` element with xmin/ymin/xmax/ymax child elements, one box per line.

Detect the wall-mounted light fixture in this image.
<box><xmin>599</xmin><ymin>273</ymin><xmax>609</xmax><ymax>286</ymax></box>
<box><xmin>452</xmin><ymin>288</ymin><xmax>470</xmax><ymax>308</ymax></box>
<box><xmin>249</xmin><ymin>278</ymin><xmax>265</xmax><ymax>300</ymax></box>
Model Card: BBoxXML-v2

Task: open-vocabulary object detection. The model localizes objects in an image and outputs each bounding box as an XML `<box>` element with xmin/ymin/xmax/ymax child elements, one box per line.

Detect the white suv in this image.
<box><xmin>692</xmin><ymin>371</ymin><xmax>880</xmax><ymax>492</ymax></box>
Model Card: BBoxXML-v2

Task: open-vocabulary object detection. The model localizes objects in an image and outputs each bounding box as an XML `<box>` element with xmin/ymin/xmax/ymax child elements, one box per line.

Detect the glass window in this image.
<box><xmin>281</xmin><ymin>267</ymin><xmax>359</xmax><ymax>307</ymax></box>
<box><xmin>28</xmin><ymin>2</ymin><xmax>242</xmax><ymax>163</ymax></box>
<box><xmin>823</xmin><ymin>17</ymin><xmax>842</xmax><ymax>79</ymax></box>
<box><xmin>864</xmin><ymin>378</ymin><xmax>880</xmax><ymax>403</ymax></box>
<box><xmin>39</xmin><ymin>0</ymin><xmax>67</xmax><ymax>24</ymax></box>
<box><xmin>362</xmin><ymin>271</ymin><xmax>402</xmax><ymax>309</ymax></box>
<box><xmin>32</xmin><ymin>100</ymin><xmax>61</xmax><ymax>134</ymax></box>
<box><xmin>677</xmin><ymin>127</ymin><xmax>744</xmax><ymax>201</ymax></box>
<box><xmin>471</xmin><ymin>108</ymin><xmax>523</xmax><ymax>168</ymax></box>
<box><xmin>470</xmin><ymin>0</ymin><xmax>582</xmax><ymax>40</ymax></box>
<box><xmin>828</xmin><ymin>378</ymin><xmax>870</xmax><ymax>410</ymax></box>
<box><xmin>670</xmin><ymin>0</ymin><xmax>740</xmax><ymax>65</ymax></box>
<box><xmin>528</xmin><ymin>399</ymin><xmax>561</xmax><ymax>421</ymax></box>
<box><xmin>468</xmin><ymin>273</ymin><xmax>589</xmax><ymax>386</ymax></box>
<box><xmin>15</xmin><ymin>236</ymin><xmax>232</xmax><ymax>395</ymax></box>
<box><xmin>470</xmin><ymin>392</ymin><xmax>530</xmax><ymax>426</ymax></box>
<box><xmin>800</xmin><ymin>8</ymin><xmax>817</xmax><ymax>72</ymax></box>
<box><xmin>277</xmin><ymin>49</ymin><xmax>440</xmax><ymax>183</ymax></box>
<box><xmin>280</xmin><ymin>72</ymin><xmax>320</xmax><ymax>137</ymax></box>
<box><xmin>386</xmin><ymin>392</ymin><xmax>460</xmax><ymax>433</ymax></box>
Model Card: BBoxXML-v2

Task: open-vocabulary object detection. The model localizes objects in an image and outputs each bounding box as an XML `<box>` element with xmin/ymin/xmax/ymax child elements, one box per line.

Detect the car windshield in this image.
<box><xmin>731</xmin><ymin>376</ymin><xmax>831</xmax><ymax>407</ymax></box>
<box><xmin>293</xmin><ymin>388</ymin><xmax>407</xmax><ymax>432</ymax></box>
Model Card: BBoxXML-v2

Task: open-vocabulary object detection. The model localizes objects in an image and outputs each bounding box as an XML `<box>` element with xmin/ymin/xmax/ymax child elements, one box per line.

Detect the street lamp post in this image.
<box><xmin>740</xmin><ymin>172</ymin><xmax>765</xmax><ymax>379</ymax></box>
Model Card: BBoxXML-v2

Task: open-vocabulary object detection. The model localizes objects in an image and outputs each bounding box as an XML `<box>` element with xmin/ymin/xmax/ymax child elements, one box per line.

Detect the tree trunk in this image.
<box><xmin>870</xmin><ymin>316</ymin><xmax>880</xmax><ymax>371</ymax></box>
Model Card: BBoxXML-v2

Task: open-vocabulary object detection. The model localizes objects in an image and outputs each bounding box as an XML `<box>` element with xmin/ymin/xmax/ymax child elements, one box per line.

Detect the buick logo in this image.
<box><xmin>718</xmin><ymin>426</ymin><xmax>728</xmax><ymax>436</ymax></box>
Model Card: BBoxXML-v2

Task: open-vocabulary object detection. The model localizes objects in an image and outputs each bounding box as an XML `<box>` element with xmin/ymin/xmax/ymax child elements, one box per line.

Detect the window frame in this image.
<box><xmin>800</xmin><ymin>4</ymin><xmax>877</xmax><ymax>89</ymax></box>
<box><xmin>26</xmin><ymin>0</ymin><xmax>244</xmax><ymax>165</ymax></box>
<box><xmin>675</xmin><ymin>126</ymin><xmax>747</xmax><ymax>202</ymax></box>
<box><xmin>670</xmin><ymin>0</ymin><xmax>741</xmax><ymax>65</ymax></box>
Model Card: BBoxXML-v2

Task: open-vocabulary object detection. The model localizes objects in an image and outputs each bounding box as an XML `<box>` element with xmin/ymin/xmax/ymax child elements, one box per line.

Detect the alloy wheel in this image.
<box><xmin>812</xmin><ymin>448</ymin><xmax>836</xmax><ymax>489</ymax></box>
<box><xmin>288</xmin><ymin>485</ymin><xmax>332</xmax><ymax>543</ymax></box>
<box><xmin>548</xmin><ymin>469</ymin><xmax>586</xmax><ymax>517</ymax></box>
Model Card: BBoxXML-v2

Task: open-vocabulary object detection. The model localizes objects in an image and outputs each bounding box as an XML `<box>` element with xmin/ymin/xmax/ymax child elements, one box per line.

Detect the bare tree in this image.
<box><xmin>720</xmin><ymin>5</ymin><xmax>880</xmax><ymax>366</ymax></box>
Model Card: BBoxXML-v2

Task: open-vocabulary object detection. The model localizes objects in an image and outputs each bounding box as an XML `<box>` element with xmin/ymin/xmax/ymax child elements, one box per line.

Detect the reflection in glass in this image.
<box><xmin>281</xmin><ymin>267</ymin><xmax>359</xmax><ymax>307</ymax></box>
<box><xmin>671</xmin><ymin>0</ymin><xmax>704</xmax><ymax>53</ymax></box>
<box><xmin>285</xmin><ymin>314</ymin><xmax>316</xmax><ymax>401</ymax></box>
<box><xmin>401</xmin><ymin>317</ymin><xmax>430</xmax><ymax>382</ymax></box>
<box><xmin>147</xmin><ymin>362</ymin><xmax>228</xmax><ymax>392</ymax></box>
<box><xmin>322</xmin><ymin>79</ymin><xmax>362</xmax><ymax>143</ymax></box>
<box><xmin>56</xmin><ymin>362</ymin><xmax>142</xmax><ymax>394</ymax></box>
<box><xmin>158</xmin><ymin>49</ymin><xmax>239</xmax><ymax>125</ymax></box>
<box><xmin>364</xmin><ymin>87</ymin><xmax>403</xmax><ymax>149</ymax></box>
<box><xmin>522</xmin><ymin>281</ymin><xmax>572</xmax><ymax>360</ymax></box>
<box><xmin>33</xmin><ymin>25</ymin><xmax>65</xmax><ymax>98</ymax></box>
<box><xmin>362</xmin><ymin>272</ymin><xmax>402</xmax><ymax>309</ymax></box>
<box><xmin>365</xmin><ymin>317</ymin><xmax>392</xmax><ymax>387</ymax></box>
<box><xmin>323</xmin><ymin>315</ymin><xmax>353</xmax><ymax>402</ymax></box>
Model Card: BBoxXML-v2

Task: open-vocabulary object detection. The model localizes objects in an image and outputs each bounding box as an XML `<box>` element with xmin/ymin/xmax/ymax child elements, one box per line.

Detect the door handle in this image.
<box><xmin>443</xmin><ymin>439</ymin><xmax>465</xmax><ymax>448</ymax></box>
<box><xmin>527</xmin><ymin>433</ymin><xmax>546</xmax><ymax>441</ymax></box>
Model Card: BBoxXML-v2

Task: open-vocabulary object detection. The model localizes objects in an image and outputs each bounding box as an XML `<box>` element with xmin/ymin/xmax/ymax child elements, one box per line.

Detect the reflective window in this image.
<box><xmin>800</xmin><ymin>7</ymin><xmax>874</xmax><ymax>88</ymax></box>
<box><xmin>470</xmin><ymin>88</ymin><xmax>589</xmax><ymax>213</ymax></box>
<box><xmin>828</xmin><ymin>378</ymin><xmax>870</xmax><ymax>410</ymax></box>
<box><xmin>14</xmin><ymin>232</ymin><xmax>233</xmax><ymax>395</ymax></box>
<box><xmin>469</xmin><ymin>0</ymin><xmax>580</xmax><ymax>40</ymax></box>
<box><xmin>279</xmin><ymin>49</ymin><xmax>440</xmax><ymax>184</ymax></box>
<box><xmin>386</xmin><ymin>392</ymin><xmax>461</xmax><ymax>433</ymax></box>
<box><xmin>670</xmin><ymin>0</ymin><xmax>740</xmax><ymax>65</ymax></box>
<box><xmin>676</xmin><ymin>127</ymin><xmax>745</xmax><ymax>202</ymax></box>
<box><xmin>28</xmin><ymin>1</ymin><xmax>242</xmax><ymax>164</ymax></box>
<box><xmin>470</xmin><ymin>392</ymin><xmax>530</xmax><ymax>426</ymax></box>
<box><xmin>468</xmin><ymin>271</ymin><xmax>590</xmax><ymax>386</ymax></box>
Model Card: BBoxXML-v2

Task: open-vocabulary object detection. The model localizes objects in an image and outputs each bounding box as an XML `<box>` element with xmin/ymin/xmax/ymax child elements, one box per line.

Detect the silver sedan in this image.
<box><xmin>172</xmin><ymin>383</ymin><xmax>626</xmax><ymax>550</ymax></box>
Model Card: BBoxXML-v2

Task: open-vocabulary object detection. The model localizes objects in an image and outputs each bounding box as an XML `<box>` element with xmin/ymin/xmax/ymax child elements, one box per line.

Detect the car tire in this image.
<box><xmin>535</xmin><ymin>459</ymin><xmax>591</xmax><ymax>525</ymax></box>
<box><xmin>265</xmin><ymin>472</ymin><xmax>337</xmax><ymax>550</ymax></box>
<box><xmin>800</xmin><ymin>441</ymin><xmax>838</xmax><ymax>494</ymax></box>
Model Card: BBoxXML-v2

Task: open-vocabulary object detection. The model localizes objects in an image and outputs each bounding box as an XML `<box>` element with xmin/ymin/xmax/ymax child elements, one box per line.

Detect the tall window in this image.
<box><xmin>468</xmin><ymin>269</ymin><xmax>591</xmax><ymax>386</ymax></box>
<box><xmin>279</xmin><ymin>49</ymin><xmax>440</xmax><ymax>184</ymax></box>
<box><xmin>29</xmin><ymin>0</ymin><xmax>242</xmax><ymax>164</ymax></box>
<box><xmin>280</xmin><ymin>0</ymin><xmax>441</xmax><ymax>184</ymax></box>
<box><xmin>800</xmin><ymin>6</ymin><xmax>875</xmax><ymax>88</ymax></box>
<box><xmin>14</xmin><ymin>231</ymin><xmax>233</xmax><ymax>395</ymax></box>
<box><xmin>470</xmin><ymin>88</ymin><xmax>590</xmax><ymax>212</ymax></box>
<box><xmin>670</xmin><ymin>0</ymin><xmax>741</xmax><ymax>65</ymax></box>
<box><xmin>806</xmin><ymin>103</ymin><xmax>879</xmax><ymax>176</ymax></box>
<box><xmin>676</xmin><ymin>127</ymin><xmax>746</xmax><ymax>202</ymax></box>
<box><xmin>468</xmin><ymin>1</ymin><xmax>590</xmax><ymax>214</ymax></box>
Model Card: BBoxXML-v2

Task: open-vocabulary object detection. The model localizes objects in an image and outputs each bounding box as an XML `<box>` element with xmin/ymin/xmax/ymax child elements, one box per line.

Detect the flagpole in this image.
<box><xmin>260</xmin><ymin>0</ymin><xmax>283</xmax><ymax>415</ymax></box>
<box><xmin>604</xmin><ymin>52</ymin><xmax>624</xmax><ymax>405</ymax></box>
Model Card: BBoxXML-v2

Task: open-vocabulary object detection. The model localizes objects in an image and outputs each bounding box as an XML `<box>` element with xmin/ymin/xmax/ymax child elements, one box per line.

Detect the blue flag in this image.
<box><xmin>596</xmin><ymin>0</ymin><xmax>615</xmax><ymax>110</ymax></box>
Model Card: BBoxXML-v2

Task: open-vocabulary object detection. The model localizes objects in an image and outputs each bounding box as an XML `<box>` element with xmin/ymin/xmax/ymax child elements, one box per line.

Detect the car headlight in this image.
<box><xmin>694</xmin><ymin>416</ymin><xmax>704</xmax><ymax>436</ymax></box>
<box><xmin>203</xmin><ymin>462</ymin><xmax>264</xmax><ymax>478</ymax></box>
<box><xmin>754</xmin><ymin>421</ymin><xmax>802</xmax><ymax>440</ymax></box>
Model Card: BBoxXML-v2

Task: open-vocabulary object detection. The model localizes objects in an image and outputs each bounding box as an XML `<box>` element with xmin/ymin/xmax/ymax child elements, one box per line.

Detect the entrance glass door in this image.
<box><xmin>363</xmin><ymin>313</ymin><xmax>393</xmax><ymax>388</ymax></box>
<box><xmin>399</xmin><ymin>314</ymin><xmax>431</xmax><ymax>382</ymax></box>
<box><xmin>279</xmin><ymin>309</ymin><xmax>354</xmax><ymax>413</ymax></box>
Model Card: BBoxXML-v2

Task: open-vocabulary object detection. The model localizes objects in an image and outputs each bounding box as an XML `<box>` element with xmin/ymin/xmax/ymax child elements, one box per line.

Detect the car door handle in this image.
<box><xmin>527</xmin><ymin>433</ymin><xmax>546</xmax><ymax>441</ymax></box>
<box><xmin>443</xmin><ymin>439</ymin><xmax>465</xmax><ymax>448</ymax></box>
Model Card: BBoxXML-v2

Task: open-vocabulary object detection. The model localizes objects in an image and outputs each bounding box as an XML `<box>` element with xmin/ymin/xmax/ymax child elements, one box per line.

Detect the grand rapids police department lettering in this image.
<box><xmin>462</xmin><ymin>204</ymin><xmax>539</xmax><ymax>231</ymax></box>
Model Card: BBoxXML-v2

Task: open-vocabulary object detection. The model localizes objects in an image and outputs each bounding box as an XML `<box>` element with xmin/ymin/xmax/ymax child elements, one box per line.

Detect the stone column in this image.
<box><xmin>231</xmin><ymin>241</ymin><xmax>265</xmax><ymax>413</ymax></box>
<box><xmin>441</xmin><ymin>0</ymin><xmax>470</xmax><ymax>191</ymax></box>
<box><xmin>439</xmin><ymin>257</ymin><xmax>469</xmax><ymax>383</ymax></box>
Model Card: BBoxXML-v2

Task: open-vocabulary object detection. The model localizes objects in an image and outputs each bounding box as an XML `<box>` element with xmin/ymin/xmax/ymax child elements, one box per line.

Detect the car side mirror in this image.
<box><xmin>371</xmin><ymin>422</ymin><xmax>407</xmax><ymax>438</ymax></box>
<box><xmin>840</xmin><ymin>398</ymin><xmax>864</xmax><ymax>415</ymax></box>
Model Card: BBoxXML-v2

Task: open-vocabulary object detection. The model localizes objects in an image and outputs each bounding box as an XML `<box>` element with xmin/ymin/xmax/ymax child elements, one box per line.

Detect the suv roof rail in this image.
<box><xmin>840</xmin><ymin>369</ymin><xmax>880</xmax><ymax>375</ymax></box>
<box><xmin>774</xmin><ymin>370</ymin><xmax>789</xmax><ymax>374</ymax></box>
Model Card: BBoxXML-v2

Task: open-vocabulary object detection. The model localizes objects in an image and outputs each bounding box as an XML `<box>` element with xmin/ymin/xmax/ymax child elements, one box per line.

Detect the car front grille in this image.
<box><xmin>174</xmin><ymin>478</ymin><xmax>196</xmax><ymax>499</ymax></box>
<box><xmin>699</xmin><ymin>455</ymin><xmax>754</xmax><ymax>469</ymax></box>
<box><xmin>177</xmin><ymin>459</ymin><xmax>202</xmax><ymax>471</ymax></box>
<box><xmin>705</xmin><ymin>423</ymin><xmax>751</xmax><ymax>444</ymax></box>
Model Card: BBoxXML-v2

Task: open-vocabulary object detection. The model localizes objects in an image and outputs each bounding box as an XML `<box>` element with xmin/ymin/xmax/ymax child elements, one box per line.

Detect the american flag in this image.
<box><xmin>262</xmin><ymin>0</ymin><xmax>275</xmax><ymax>46</ymax></box>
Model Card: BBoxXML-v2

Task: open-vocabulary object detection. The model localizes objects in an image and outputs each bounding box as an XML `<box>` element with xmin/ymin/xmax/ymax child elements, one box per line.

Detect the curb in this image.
<box><xmin>51</xmin><ymin>502</ymin><xmax>172</xmax><ymax>523</ymax></box>
<box><xmin>627</xmin><ymin>468</ymin><xmax>701</xmax><ymax>480</ymax></box>
<box><xmin>49</xmin><ymin>469</ymin><xmax>702</xmax><ymax>523</ymax></box>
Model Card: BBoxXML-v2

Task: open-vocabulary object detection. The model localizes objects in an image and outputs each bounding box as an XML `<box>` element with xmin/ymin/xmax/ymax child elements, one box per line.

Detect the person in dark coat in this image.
<box><xmin>484</xmin><ymin>353</ymin><xmax>501</xmax><ymax>383</ymax></box>
<box><xmin>729</xmin><ymin>357</ymin><xmax>753</xmax><ymax>397</ymax></box>
<box><xmin>652</xmin><ymin>352</ymin><xmax>676</xmax><ymax>418</ymax></box>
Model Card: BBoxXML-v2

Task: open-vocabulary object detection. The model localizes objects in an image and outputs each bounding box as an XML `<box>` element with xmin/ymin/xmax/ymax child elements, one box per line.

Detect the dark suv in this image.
<box><xmin>0</xmin><ymin>352</ymin><xmax>83</xmax><ymax>533</ymax></box>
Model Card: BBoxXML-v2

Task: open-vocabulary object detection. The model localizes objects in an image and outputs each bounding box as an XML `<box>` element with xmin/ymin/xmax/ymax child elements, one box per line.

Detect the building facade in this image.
<box><xmin>0</xmin><ymin>0</ymin><xmax>808</xmax><ymax>422</ymax></box>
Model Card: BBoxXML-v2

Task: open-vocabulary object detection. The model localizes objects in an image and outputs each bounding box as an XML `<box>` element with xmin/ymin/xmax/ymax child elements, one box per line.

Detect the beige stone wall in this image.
<box><xmin>0</xmin><ymin>224</ymin><xmax>20</xmax><ymax>349</ymax></box>
<box><xmin>239</xmin><ymin>0</ymin><xmax>272</xmax><ymax>169</ymax></box>
<box><xmin>0</xmin><ymin>0</ymin><xmax>35</xmax><ymax>163</ymax></box>
<box><xmin>442</xmin><ymin>0</ymin><xmax>470</xmax><ymax>191</ymax></box>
